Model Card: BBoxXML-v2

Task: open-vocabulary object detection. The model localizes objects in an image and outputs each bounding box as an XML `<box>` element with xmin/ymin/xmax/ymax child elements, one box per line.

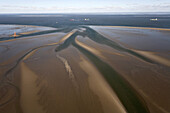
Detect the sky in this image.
<box><xmin>0</xmin><ymin>0</ymin><xmax>170</xmax><ymax>13</ymax></box>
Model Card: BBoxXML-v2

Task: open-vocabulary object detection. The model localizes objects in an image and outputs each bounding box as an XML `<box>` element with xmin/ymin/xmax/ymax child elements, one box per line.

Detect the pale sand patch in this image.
<box><xmin>76</xmin><ymin>36</ymin><xmax>124</xmax><ymax>57</ymax></box>
<box><xmin>75</xmin><ymin>37</ymin><xmax>106</xmax><ymax>59</ymax></box>
<box><xmin>100</xmin><ymin>49</ymin><xmax>124</xmax><ymax>56</ymax></box>
<box><xmin>56</xmin><ymin>54</ymin><xmax>79</xmax><ymax>90</ymax></box>
<box><xmin>58</xmin><ymin>29</ymin><xmax>77</xmax><ymax>43</ymax></box>
<box><xmin>20</xmin><ymin>63</ymin><xmax>45</xmax><ymax>113</ymax></box>
<box><xmin>19</xmin><ymin>30</ymin><xmax>40</xmax><ymax>35</ymax></box>
<box><xmin>47</xmin><ymin>29</ymin><xmax>77</xmax><ymax>46</ymax></box>
<box><xmin>79</xmin><ymin>56</ymin><xmax>127</xmax><ymax>113</ymax></box>
<box><xmin>23</xmin><ymin>49</ymin><xmax>38</xmax><ymax>60</ymax></box>
<box><xmin>133</xmin><ymin>50</ymin><xmax>170</xmax><ymax>66</ymax></box>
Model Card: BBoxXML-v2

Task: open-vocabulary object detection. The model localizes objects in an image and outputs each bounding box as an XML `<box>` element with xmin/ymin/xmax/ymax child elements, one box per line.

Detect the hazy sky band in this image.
<box><xmin>0</xmin><ymin>0</ymin><xmax>170</xmax><ymax>13</ymax></box>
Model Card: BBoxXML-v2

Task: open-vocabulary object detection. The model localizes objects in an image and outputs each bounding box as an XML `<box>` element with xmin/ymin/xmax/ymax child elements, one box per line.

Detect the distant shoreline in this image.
<box><xmin>93</xmin><ymin>25</ymin><xmax>170</xmax><ymax>31</ymax></box>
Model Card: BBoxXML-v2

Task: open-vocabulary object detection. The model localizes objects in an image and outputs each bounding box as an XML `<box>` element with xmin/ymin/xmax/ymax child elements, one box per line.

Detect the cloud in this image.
<box><xmin>0</xmin><ymin>5</ymin><xmax>126</xmax><ymax>13</ymax></box>
<box><xmin>127</xmin><ymin>3</ymin><xmax>170</xmax><ymax>11</ymax></box>
<box><xmin>0</xmin><ymin>5</ymin><xmax>47</xmax><ymax>13</ymax></box>
<box><xmin>0</xmin><ymin>3</ymin><xmax>170</xmax><ymax>13</ymax></box>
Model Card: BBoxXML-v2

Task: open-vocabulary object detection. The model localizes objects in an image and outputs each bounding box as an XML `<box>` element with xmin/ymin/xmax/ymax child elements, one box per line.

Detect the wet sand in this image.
<box><xmin>0</xmin><ymin>24</ymin><xmax>57</xmax><ymax>39</ymax></box>
<box><xmin>0</xmin><ymin>25</ymin><xmax>170</xmax><ymax>113</ymax></box>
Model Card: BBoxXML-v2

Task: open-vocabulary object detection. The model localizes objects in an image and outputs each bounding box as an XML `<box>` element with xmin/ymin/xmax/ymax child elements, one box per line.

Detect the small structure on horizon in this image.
<box><xmin>14</xmin><ymin>32</ymin><xmax>17</xmax><ymax>38</ymax></box>
<box><xmin>84</xmin><ymin>18</ymin><xmax>90</xmax><ymax>21</ymax></box>
<box><xmin>150</xmin><ymin>18</ymin><xmax>158</xmax><ymax>21</ymax></box>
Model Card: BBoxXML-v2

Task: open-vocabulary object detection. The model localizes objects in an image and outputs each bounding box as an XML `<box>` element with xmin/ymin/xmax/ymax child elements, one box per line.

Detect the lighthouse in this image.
<box><xmin>14</xmin><ymin>32</ymin><xmax>17</xmax><ymax>38</ymax></box>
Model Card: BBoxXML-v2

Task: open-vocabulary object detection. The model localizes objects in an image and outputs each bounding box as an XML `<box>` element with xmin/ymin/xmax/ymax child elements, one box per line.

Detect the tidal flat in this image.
<box><xmin>0</xmin><ymin>24</ymin><xmax>170</xmax><ymax>113</ymax></box>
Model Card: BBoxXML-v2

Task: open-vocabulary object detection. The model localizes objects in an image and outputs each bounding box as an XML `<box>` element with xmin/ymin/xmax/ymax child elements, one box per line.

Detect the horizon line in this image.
<box><xmin>0</xmin><ymin>12</ymin><xmax>170</xmax><ymax>15</ymax></box>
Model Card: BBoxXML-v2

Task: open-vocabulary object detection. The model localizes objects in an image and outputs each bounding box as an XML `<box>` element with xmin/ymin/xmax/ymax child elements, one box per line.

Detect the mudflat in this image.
<box><xmin>0</xmin><ymin>25</ymin><xmax>170</xmax><ymax>113</ymax></box>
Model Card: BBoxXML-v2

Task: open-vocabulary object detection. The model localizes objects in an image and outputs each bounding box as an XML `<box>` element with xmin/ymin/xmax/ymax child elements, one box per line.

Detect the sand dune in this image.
<box><xmin>79</xmin><ymin>56</ymin><xmax>127</xmax><ymax>113</ymax></box>
<box><xmin>75</xmin><ymin>36</ymin><xmax>106</xmax><ymax>59</ymax></box>
<box><xmin>20</xmin><ymin>63</ymin><xmax>45</xmax><ymax>113</ymax></box>
<box><xmin>133</xmin><ymin>50</ymin><xmax>170</xmax><ymax>66</ymax></box>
